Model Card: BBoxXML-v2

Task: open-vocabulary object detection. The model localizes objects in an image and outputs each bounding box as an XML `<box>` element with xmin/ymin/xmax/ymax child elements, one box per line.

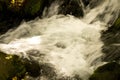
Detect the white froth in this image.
<box><xmin>0</xmin><ymin>0</ymin><xmax>119</xmax><ymax>80</ymax></box>
<box><xmin>0</xmin><ymin>15</ymin><xmax>104</xmax><ymax>79</ymax></box>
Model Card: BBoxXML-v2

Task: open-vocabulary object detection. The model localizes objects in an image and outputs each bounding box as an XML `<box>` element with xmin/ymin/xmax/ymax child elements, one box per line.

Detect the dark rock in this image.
<box><xmin>59</xmin><ymin>0</ymin><xmax>84</xmax><ymax>17</ymax></box>
<box><xmin>102</xmin><ymin>45</ymin><xmax>120</xmax><ymax>61</ymax></box>
<box><xmin>82</xmin><ymin>0</ymin><xmax>90</xmax><ymax>6</ymax></box>
<box><xmin>0</xmin><ymin>18</ymin><xmax>22</xmax><ymax>35</ymax></box>
<box><xmin>89</xmin><ymin>62</ymin><xmax>120</xmax><ymax>80</ymax></box>
<box><xmin>38</xmin><ymin>63</ymin><xmax>57</xmax><ymax>79</ymax></box>
<box><xmin>89</xmin><ymin>0</ymin><xmax>104</xmax><ymax>9</ymax></box>
<box><xmin>24</xmin><ymin>60</ymin><xmax>41</xmax><ymax>77</ymax></box>
<box><xmin>101</xmin><ymin>32</ymin><xmax>120</xmax><ymax>45</ymax></box>
<box><xmin>44</xmin><ymin>0</ymin><xmax>56</xmax><ymax>7</ymax></box>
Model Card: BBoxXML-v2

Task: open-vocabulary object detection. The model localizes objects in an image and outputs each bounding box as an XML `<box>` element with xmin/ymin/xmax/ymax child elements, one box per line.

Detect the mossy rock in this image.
<box><xmin>0</xmin><ymin>52</ymin><xmax>26</xmax><ymax>80</ymax></box>
<box><xmin>113</xmin><ymin>17</ymin><xmax>120</xmax><ymax>29</ymax></box>
<box><xmin>0</xmin><ymin>51</ymin><xmax>43</xmax><ymax>79</ymax></box>
<box><xmin>105</xmin><ymin>15</ymin><xmax>120</xmax><ymax>33</ymax></box>
<box><xmin>23</xmin><ymin>0</ymin><xmax>44</xmax><ymax>16</ymax></box>
<box><xmin>89</xmin><ymin>62</ymin><xmax>120</xmax><ymax>80</ymax></box>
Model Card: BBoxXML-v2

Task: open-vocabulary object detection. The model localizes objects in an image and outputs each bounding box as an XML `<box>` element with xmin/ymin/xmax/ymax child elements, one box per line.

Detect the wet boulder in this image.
<box><xmin>89</xmin><ymin>62</ymin><xmax>120</xmax><ymax>80</ymax></box>
<box><xmin>59</xmin><ymin>0</ymin><xmax>84</xmax><ymax>17</ymax></box>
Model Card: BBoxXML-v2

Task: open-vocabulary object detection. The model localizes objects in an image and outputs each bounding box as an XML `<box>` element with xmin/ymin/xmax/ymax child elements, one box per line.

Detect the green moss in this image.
<box><xmin>114</xmin><ymin>17</ymin><xmax>120</xmax><ymax>28</ymax></box>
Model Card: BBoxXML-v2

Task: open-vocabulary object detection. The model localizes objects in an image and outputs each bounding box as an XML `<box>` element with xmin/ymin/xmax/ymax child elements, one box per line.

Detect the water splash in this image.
<box><xmin>42</xmin><ymin>0</ymin><xmax>61</xmax><ymax>18</ymax></box>
<box><xmin>0</xmin><ymin>15</ymin><xmax>105</xmax><ymax>79</ymax></box>
<box><xmin>0</xmin><ymin>0</ymin><xmax>119</xmax><ymax>80</ymax></box>
<box><xmin>83</xmin><ymin>0</ymin><xmax>120</xmax><ymax>24</ymax></box>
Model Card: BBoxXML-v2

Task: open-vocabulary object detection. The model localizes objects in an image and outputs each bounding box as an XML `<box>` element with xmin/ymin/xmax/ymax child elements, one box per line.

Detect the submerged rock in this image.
<box><xmin>101</xmin><ymin>15</ymin><xmax>120</xmax><ymax>62</ymax></box>
<box><xmin>102</xmin><ymin>13</ymin><xmax>120</xmax><ymax>39</ymax></box>
<box><xmin>89</xmin><ymin>62</ymin><xmax>120</xmax><ymax>80</ymax></box>
<box><xmin>102</xmin><ymin>45</ymin><xmax>120</xmax><ymax>61</ymax></box>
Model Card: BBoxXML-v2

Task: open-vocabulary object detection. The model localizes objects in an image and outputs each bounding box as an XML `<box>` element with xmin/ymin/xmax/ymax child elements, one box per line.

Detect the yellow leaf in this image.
<box><xmin>11</xmin><ymin>0</ymin><xmax>15</xmax><ymax>4</ymax></box>
<box><xmin>5</xmin><ymin>55</ymin><xmax>13</xmax><ymax>60</ymax></box>
<box><xmin>12</xmin><ymin>76</ymin><xmax>17</xmax><ymax>80</ymax></box>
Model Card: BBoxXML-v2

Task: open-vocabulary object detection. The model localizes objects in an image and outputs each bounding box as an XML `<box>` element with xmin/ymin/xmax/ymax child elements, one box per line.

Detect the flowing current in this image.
<box><xmin>0</xmin><ymin>0</ymin><xmax>120</xmax><ymax>80</ymax></box>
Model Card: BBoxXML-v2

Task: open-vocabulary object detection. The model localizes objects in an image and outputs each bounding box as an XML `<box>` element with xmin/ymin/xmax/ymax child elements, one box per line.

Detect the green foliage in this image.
<box><xmin>89</xmin><ymin>62</ymin><xmax>120</xmax><ymax>80</ymax></box>
<box><xmin>0</xmin><ymin>0</ymin><xmax>45</xmax><ymax>17</ymax></box>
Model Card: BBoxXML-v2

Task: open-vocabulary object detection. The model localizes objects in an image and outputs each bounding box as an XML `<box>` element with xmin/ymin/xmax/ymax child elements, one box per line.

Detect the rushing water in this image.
<box><xmin>0</xmin><ymin>0</ymin><xmax>120</xmax><ymax>80</ymax></box>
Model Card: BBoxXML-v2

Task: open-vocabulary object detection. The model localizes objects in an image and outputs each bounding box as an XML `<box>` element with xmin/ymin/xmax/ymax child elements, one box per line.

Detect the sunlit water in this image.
<box><xmin>0</xmin><ymin>0</ymin><xmax>119</xmax><ymax>80</ymax></box>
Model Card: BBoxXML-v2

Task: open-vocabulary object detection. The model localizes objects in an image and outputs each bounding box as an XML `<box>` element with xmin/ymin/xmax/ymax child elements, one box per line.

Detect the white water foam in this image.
<box><xmin>0</xmin><ymin>15</ymin><xmax>105</xmax><ymax>79</ymax></box>
<box><xmin>0</xmin><ymin>0</ymin><xmax>119</xmax><ymax>80</ymax></box>
<box><xmin>83</xmin><ymin>0</ymin><xmax>120</xmax><ymax>24</ymax></box>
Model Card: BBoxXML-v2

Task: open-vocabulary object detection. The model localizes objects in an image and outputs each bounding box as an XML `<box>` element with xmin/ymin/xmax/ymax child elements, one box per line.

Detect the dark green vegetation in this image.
<box><xmin>0</xmin><ymin>52</ymin><xmax>41</xmax><ymax>80</ymax></box>
<box><xmin>0</xmin><ymin>0</ymin><xmax>46</xmax><ymax>19</ymax></box>
<box><xmin>0</xmin><ymin>0</ymin><xmax>86</xmax><ymax>34</ymax></box>
<box><xmin>89</xmin><ymin>62</ymin><xmax>120</xmax><ymax>80</ymax></box>
<box><xmin>0</xmin><ymin>0</ymin><xmax>55</xmax><ymax>34</ymax></box>
<box><xmin>0</xmin><ymin>52</ymin><xmax>26</xmax><ymax>80</ymax></box>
